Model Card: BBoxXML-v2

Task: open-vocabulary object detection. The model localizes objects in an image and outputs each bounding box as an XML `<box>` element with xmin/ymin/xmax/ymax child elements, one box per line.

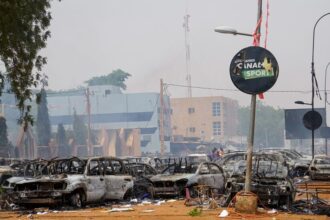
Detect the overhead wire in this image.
<box><xmin>165</xmin><ymin>83</ymin><xmax>324</xmax><ymax>94</ymax></box>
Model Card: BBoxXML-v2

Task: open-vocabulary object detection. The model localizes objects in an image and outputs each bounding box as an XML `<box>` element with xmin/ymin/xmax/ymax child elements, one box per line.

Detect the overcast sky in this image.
<box><xmin>43</xmin><ymin>0</ymin><xmax>330</xmax><ymax>109</ymax></box>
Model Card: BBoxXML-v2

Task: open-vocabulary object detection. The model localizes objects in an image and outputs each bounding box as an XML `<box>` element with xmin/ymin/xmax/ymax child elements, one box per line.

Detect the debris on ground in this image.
<box><xmin>218</xmin><ymin>209</ymin><xmax>229</xmax><ymax>218</ymax></box>
<box><xmin>109</xmin><ymin>207</ymin><xmax>135</xmax><ymax>212</ymax></box>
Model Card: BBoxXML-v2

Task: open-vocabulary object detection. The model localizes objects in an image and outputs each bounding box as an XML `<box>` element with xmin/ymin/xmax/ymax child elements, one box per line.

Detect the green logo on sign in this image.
<box><xmin>241</xmin><ymin>57</ymin><xmax>274</xmax><ymax>80</ymax></box>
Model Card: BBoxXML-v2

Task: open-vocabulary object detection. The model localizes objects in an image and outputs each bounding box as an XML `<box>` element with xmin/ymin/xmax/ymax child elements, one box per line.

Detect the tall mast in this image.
<box><xmin>183</xmin><ymin>13</ymin><xmax>192</xmax><ymax>97</ymax></box>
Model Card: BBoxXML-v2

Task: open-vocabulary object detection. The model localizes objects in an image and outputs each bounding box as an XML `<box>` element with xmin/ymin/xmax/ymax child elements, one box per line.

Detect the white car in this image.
<box><xmin>4</xmin><ymin>157</ymin><xmax>133</xmax><ymax>208</ymax></box>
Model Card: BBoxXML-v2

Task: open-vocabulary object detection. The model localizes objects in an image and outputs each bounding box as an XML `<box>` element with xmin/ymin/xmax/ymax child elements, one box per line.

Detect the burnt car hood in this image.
<box><xmin>314</xmin><ymin>164</ymin><xmax>330</xmax><ymax>169</ymax></box>
<box><xmin>294</xmin><ymin>158</ymin><xmax>311</xmax><ymax>167</ymax></box>
<box><xmin>151</xmin><ymin>173</ymin><xmax>194</xmax><ymax>182</ymax></box>
<box><xmin>5</xmin><ymin>176</ymin><xmax>27</xmax><ymax>184</ymax></box>
<box><xmin>15</xmin><ymin>176</ymin><xmax>66</xmax><ymax>184</ymax></box>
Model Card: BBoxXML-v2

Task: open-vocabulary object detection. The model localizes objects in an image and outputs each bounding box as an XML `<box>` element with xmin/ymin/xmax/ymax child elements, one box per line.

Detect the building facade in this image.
<box><xmin>47</xmin><ymin>85</ymin><xmax>171</xmax><ymax>154</ymax></box>
<box><xmin>170</xmin><ymin>96</ymin><xmax>238</xmax><ymax>143</ymax></box>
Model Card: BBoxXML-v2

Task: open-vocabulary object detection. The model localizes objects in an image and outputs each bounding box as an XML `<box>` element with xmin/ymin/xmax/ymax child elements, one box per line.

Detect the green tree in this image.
<box><xmin>238</xmin><ymin>102</ymin><xmax>284</xmax><ymax>148</ymax></box>
<box><xmin>85</xmin><ymin>69</ymin><xmax>131</xmax><ymax>90</ymax></box>
<box><xmin>0</xmin><ymin>0</ymin><xmax>57</xmax><ymax>126</ymax></box>
<box><xmin>57</xmin><ymin>123</ymin><xmax>69</xmax><ymax>157</ymax></box>
<box><xmin>73</xmin><ymin>109</ymin><xmax>87</xmax><ymax>145</ymax></box>
<box><xmin>0</xmin><ymin>117</ymin><xmax>8</xmax><ymax>146</ymax></box>
<box><xmin>36</xmin><ymin>88</ymin><xmax>51</xmax><ymax>146</ymax></box>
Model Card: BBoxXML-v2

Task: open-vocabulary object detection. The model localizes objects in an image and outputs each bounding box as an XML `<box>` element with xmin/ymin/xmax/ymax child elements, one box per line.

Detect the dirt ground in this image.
<box><xmin>0</xmin><ymin>180</ymin><xmax>329</xmax><ymax>220</ymax></box>
<box><xmin>0</xmin><ymin>200</ymin><xmax>329</xmax><ymax>220</ymax></box>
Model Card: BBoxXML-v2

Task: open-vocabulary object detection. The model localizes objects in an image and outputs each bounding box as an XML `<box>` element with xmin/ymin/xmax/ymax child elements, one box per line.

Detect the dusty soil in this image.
<box><xmin>0</xmin><ymin>200</ymin><xmax>329</xmax><ymax>220</ymax></box>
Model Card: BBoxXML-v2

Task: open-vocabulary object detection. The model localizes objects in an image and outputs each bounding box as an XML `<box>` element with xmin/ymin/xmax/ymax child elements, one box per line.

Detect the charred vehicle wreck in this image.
<box><xmin>151</xmin><ymin>161</ymin><xmax>225</xmax><ymax>198</ymax></box>
<box><xmin>125</xmin><ymin>162</ymin><xmax>157</xmax><ymax>199</ymax></box>
<box><xmin>3</xmin><ymin>157</ymin><xmax>133</xmax><ymax>208</ymax></box>
<box><xmin>309</xmin><ymin>155</ymin><xmax>330</xmax><ymax>180</ymax></box>
<box><xmin>222</xmin><ymin>154</ymin><xmax>295</xmax><ymax>208</ymax></box>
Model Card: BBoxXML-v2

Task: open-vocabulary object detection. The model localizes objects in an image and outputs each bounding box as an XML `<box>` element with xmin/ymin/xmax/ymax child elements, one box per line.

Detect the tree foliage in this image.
<box><xmin>0</xmin><ymin>0</ymin><xmax>56</xmax><ymax>126</ymax></box>
<box><xmin>85</xmin><ymin>69</ymin><xmax>131</xmax><ymax>90</ymax></box>
<box><xmin>57</xmin><ymin>123</ymin><xmax>69</xmax><ymax>157</ymax></box>
<box><xmin>36</xmin><ymin>88</ymin><xmax>51</xmax><ymax>145</ymax></box>
<box><xmin>238</xmin><ymin>102</ymin><xmax>284</xmax><ymax>148</ymax></box>
<box><xmin>0</xmin><ymin>117</ymin><xmax>8</xmax><ymax>146</ymax></box>
<box><xmin>73</xmin><ymin>109</ymin><xmax>87</xmax><ymax>145</ymax></box>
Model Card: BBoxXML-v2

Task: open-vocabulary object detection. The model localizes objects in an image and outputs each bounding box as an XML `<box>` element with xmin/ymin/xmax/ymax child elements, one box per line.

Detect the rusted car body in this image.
<box><xmin>4</xmin><ymin>157</ymin><xmax>133</xmax><ymax>207</ymax></box>
<box><xmin>309</xmin><ymin>155</ymin><xmax>330</xmax><ymax>180</ymax></box>
<box><xmin>223</xmin><ymin>154</ymin><xmax>295</xmax><ymax>208</ymax></box>
<box><xmin>150</xmin><ymin>162</ymin><xmax>225</xmax><ymax>197</ymax></box>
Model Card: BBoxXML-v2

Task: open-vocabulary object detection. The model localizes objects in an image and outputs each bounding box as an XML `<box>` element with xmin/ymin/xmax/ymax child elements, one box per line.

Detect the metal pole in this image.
<box><xmin>159</xmin><ymin>79</ymin><xmax>165</xmax><ymax>156</ymax></box>
<box><xmin>311</xmin><ymin>12</ymin><xmax>330</xmax><ymax>159</ymax></box>
<box><xmin>245</xmin><ymin>95</ymin><xmax>257</xmax><ymax>192</ymax></box>
<box><xmin>244</xmin><ymin>0</ymin><xmax>262</xmax><ymax>192</ymax></box>
<box><xmin>312</xmin><ymin>64</ymin><xmax>315</xmax><ymax>159</ymax></box>
<box><xmin>325</xmin><ymin>62</ymin><xmax>330</xmax><ymax>155</ymax></box>
<box><xmin>86</xmin><ymin>88</ymin><xmax>92</xmax><ymax>156</ymax></box>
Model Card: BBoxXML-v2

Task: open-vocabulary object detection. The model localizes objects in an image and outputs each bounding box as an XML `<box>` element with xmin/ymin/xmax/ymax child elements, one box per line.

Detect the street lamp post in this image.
<box><xmin>214</xmin><ymin>0</ymin><xmax>262</xmax><ymax>193</ymax></box>
<box><xmin>310</xmin><ymin>12</ymin><xmax>330</xmax><ymax>159</ymax></box>
<box><xmin>214</xmin><ymin>26</ymin><xmax>253</xmax><ymax>37</ymax></box>
<box><xmin>324</xmin><ymin>62</ymin><xmax>330</xmax><ymax>155</ymax></box>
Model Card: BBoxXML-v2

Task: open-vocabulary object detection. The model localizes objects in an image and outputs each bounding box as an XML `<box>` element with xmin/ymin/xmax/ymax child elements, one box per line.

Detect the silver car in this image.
<box><xmin>151</xmin><ymin>161</ymin><xmax>225</xmax><ymax>197</ymax></box>
<box><xmin>309</xmin><ymin>155</ymin><xmax>330</xmax><ymax>180</ymax></box>
<box><xmin>4</xmin><ymin>157</ymin><xmax>133</xmax><ymax>208</ymax></box>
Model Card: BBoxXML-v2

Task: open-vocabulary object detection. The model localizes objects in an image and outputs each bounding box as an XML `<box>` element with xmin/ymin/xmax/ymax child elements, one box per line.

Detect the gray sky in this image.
<box><xmin>43</xmin><ymin>0</ymin><xmax>330</xmax><ymax>109</ymax></box>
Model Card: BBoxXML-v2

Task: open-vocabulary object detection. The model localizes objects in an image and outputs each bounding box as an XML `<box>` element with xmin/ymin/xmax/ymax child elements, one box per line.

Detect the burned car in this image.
<box><xmin>4</xmin><ymin>157</ymin><xmax>133</xmax><ymax>208</ymax></box>
<box><xmin>309</xmin><ymin>155</ymin><xmax>330</xmax><ymax>180</ymax></box>
<box><xmin>125</xmin><ymin>162</ymin><xmax>157</xmax><ymax>199</ymax></box>
<box><xmin>151</xmin><ymin>161</ymin><xmax>225</xmax><ymax>198</ymax></box>
<box><xmin>185</xmin><ymin>154</ymin><xmax>209</xmax><ymax>164</ymax></box>
<box><xmin>261</xmin><ymin>149</ymin><xmax>311</xmax><ymax>177</ymax></box>
<box><xmin>215</xmin><ymin>151</ymin><xmax>247</xmax><ymax>177</ymax></box>
<box><xmin>222</xmin><ymin>154</ymin><xmax>295</xmax><ymax>208</ymax></box>
<box><xmin>153</xmin><ymin>157</ymin><xmax>181</xmax><ymax>172</ymax></box>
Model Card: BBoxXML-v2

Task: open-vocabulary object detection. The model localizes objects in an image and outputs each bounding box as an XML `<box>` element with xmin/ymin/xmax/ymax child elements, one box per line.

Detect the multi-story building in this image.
<box><xmin>47</xmin><ymin>85</ymin><xmax>171</xmax><ymax>154</ymax></box>
<box><xmin>170</xmin><ymin>96</ymin><xmax>238</xmax><ymax>143</ymax></box>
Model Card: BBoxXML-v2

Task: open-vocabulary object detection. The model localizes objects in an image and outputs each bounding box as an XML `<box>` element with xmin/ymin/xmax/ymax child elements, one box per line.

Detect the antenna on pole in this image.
<box><xmin>183</xmin><ymin>13</ymin><xmax>192</xmax><ymax>97</ymax></box>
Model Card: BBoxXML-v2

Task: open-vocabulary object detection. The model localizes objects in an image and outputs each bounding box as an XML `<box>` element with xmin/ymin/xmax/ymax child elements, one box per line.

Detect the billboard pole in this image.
<box><xmin>244</xmin><ymin>0</ymin><xmax>262</xmax><ymax>193</ymax></box>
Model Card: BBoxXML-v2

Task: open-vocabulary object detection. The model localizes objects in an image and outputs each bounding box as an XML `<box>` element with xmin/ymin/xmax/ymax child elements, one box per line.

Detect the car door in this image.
<box><xmin>103</xmin><ymin>158</ymin><xmax>133</xmax><ymax>200</ymax></box>
<box><xmin>85</xmin><ymin>159</ymin><xmax>106</xmax><ymax>202</ymax></box>
<box><xmin>196</xmin><ymin>162</ymin><xmax>215</xmax><ymax>186</ymax></box>
<box><xmin>208</xmin><ymin>163</ymin><xmax>225</xmax><ymax>190</ymax></box>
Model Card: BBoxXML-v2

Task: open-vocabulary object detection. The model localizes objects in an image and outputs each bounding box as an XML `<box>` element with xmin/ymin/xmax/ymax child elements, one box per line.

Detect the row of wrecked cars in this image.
<box><xmin>0</xmin><ymin>149</ymin><xmax>329</xmax><ymax>210</ymax></box>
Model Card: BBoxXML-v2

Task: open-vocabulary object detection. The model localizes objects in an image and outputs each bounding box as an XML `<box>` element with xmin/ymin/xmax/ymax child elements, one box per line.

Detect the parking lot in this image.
<box><xmin>0</xmin><ymin>200</ymin><xmax>329</xmax><ymax>220</ymax></box>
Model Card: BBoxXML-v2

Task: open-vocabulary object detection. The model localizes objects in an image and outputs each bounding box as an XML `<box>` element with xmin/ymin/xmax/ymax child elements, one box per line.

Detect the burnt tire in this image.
<box><xmin>286</xmin><ymin>195</ymin><xmax>292</xmax><ymax>210</ymax></box>
<box><xmin>70</xmin><ymin>191</ymin><xmax>84</xmax><ymax>208</ymax></box>
<box><xmin>133</xmin><ymin>185</ymin><xmax>150</xmax><ymax>199</ymax></box>
<box><xmin>123</xmin><ymin>188</ymin><xmax>133</xmax><ymax>200</ymax></box>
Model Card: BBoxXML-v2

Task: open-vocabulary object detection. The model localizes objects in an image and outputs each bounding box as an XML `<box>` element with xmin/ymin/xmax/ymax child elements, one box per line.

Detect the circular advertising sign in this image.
<box><xmin>229</xmin><ymin>46</ymin><xmax>279</xmax><ymax>94</ymax></box>
<box><xmin>303</xmin><ymin>110</ymin><xmax>322</xmax><ymax>130</ymax></box>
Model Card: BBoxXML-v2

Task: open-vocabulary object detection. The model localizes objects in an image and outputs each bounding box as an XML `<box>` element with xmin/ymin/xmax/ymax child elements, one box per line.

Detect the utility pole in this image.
<box><xmin>86</xmin><ymin>88</ymin><xmax>92</xmax><ymax>156</ymax></box>
<box><xmin>183</xmin><ymin>14</ymin><xmax>192</xmax><ymax>98</ymax></box>
<box><xmin>244</xmin><ymin>0</ymin><xmax>262</xmax><ymax>193</ymax></box>
<box><xmin>159</xmin><ymin>79</ymin><xmax>165</xmax><ymax>156</ymax></box>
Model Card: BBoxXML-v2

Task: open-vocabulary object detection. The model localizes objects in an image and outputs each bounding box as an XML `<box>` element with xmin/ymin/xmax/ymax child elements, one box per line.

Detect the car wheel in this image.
<box><xmin>123</xmin><ymin>188</ymin><xmax>133</xmax><ymax>200</ymax></box>
<box><xmin>133</xmin><ymin>185</ymin><xmax>150</xmax><ymax>200</ymax></box>
<box><xmin>70</xmin><ymin>191</ymin><xmax>84</xmax><ymax>208</ymax></box>
<box><xmin>286</xmin><ymin>195</ymin><xmax>292</xmax><ymax>210</ymax></box>
<box><xmin>188</xmin><ymin>185</ymin><xmax>198</xmax><ymax>198</ymax></box>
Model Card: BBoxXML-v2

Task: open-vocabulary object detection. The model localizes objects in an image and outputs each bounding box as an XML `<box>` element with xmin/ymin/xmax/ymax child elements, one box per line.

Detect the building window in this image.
<box><xmin>213</xmin><ymin>121</ymin><xmax>221</xmax><ymax>136</ymax></box>
<box><xmin>189</xmin><ymin>127</ymin><xmax>196</xmax><ymax>133</ymax></box>
<box><xmin>188</xmin><ymin>107</ymin><xmax>195</xmax><ymax>114</ymax></box>
<box><xmin>212</xmin><ymin>102</ymin><xmax>221</xmax><ymax>116</ymax></box>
